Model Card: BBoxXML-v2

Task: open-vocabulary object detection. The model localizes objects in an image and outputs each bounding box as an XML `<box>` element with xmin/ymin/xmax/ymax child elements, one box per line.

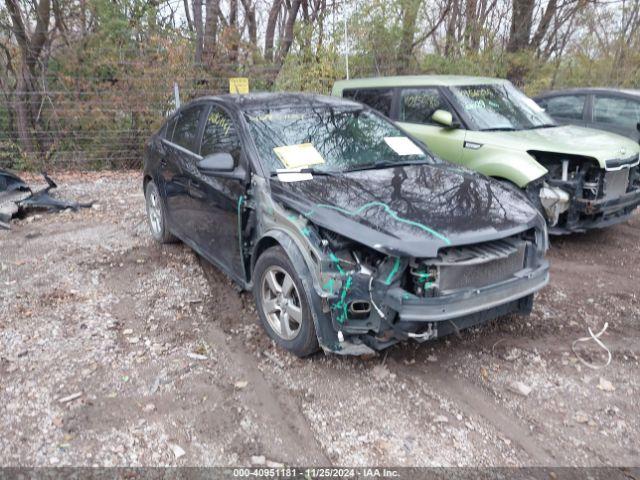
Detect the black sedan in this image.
<box><xmin>143</xmin><ymin>93</ymin><xmax>549</xmax><ymax>357</ymax></box>
<box><xmin>535</xmin><ymin>88</ymin><xmax>640</xmax><ymax>143</ymax></box>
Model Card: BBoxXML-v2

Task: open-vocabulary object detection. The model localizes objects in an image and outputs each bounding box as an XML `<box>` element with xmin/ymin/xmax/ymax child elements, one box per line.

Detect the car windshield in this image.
<box><xmin>244</xmin><ymin>106</ymin><xmax>432</xmax><ymax>173</ymax></box>
<box><xmin>449</xmin><ymin>83</ymin><xmax>557</xmax><ymax>131</ymax></box>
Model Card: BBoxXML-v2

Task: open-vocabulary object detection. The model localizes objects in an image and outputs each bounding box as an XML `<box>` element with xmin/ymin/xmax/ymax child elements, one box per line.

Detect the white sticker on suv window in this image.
<box><xmin>273</xmin><ymin>143</ymin><xmax>326</xmax><ymax>169</ymax></box>
<box><xmin>384</xmin><ymin>136</ymin><xmax>423</xmax><ymax>156</ymax></box>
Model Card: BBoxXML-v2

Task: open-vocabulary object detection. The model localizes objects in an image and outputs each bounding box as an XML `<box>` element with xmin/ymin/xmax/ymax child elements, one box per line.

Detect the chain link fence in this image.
<box><xmin>0</xmin><ymin>63</ymin><xmax>290</xmax><ymax>172</ymax></box>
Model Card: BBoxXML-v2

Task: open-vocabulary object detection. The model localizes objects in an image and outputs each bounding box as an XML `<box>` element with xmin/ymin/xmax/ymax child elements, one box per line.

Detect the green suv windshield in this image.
<box><xmin>245</xmin><ymin>107</ymin><xmax>431</xmax><ymax>173</ymax></box>
<box><xmin>449</xmin><ymin>83</ymin><xmax>557</xmax><ymax>131</ymax></box>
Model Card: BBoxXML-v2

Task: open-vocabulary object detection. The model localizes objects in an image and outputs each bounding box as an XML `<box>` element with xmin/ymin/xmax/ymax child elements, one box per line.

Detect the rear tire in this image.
<box><xmin>253</xmin><ymin>246</ymin><xmax>319</xmax><ymax>357</ymax></box>
<box><xmin>145</xmin><ymin>180</ymin><xmax>177</xmax><ymax>244</ymax></box>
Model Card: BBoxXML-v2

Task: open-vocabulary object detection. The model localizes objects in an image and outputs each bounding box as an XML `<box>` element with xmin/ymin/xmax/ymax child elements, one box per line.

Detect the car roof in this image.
<box><xmin>536</xmin><ymin>87</ymin><xmax>640</xmax><ymax>99</ymax></box>
<box><xmin>333</xmin><ymin>75</ymin><xmax>509</xmax><ymax>91</ymax></box>
<box><xmin>185</xmin><ymin>92</ymin><xmax>362</xmax><ymax>111</ymax></box>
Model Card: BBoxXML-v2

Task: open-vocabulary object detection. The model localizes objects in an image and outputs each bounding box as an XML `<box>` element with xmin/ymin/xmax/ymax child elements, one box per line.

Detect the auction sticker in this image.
<box><xmin>384</xmin><ymin>136</ymin><xmax>423</xmax><ymax>156</ymax></box>
<box><xmin>273</xmin><ymin>143</ymin><xmax>326</xmax><ymax>169</ymax></box>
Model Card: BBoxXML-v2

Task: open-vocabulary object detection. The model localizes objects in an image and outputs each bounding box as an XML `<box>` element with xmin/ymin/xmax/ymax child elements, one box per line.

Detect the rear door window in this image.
<box><xmin>342</xmin><ymin>88</ymin><xmax>394</xmax><ymax>117</ymax></box>
<box><xmin>399</xmin><ymin>88</ymin><xmax>457</xmax><ymax>125</ymax></box>
<box><xmin>172</xmin><ymin>106</ymin><xmax>205</xmax><ymax>152</ymax></box>
<box><xmin>539</xmin><ymin>95</ymin><xmax>585</xmax><ymax>120</ymax></box>
<box><xmin>594</xmin><ymin>95</ymin><xmax>640</xmax><ymax>129</ymax></box>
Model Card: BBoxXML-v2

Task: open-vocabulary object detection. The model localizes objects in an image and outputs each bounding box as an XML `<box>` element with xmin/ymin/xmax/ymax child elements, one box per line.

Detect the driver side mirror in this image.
<box><xmin>198</xmin><ymin>152</ymin><xmax>234</xmax><ymax>173</ymax></box>
<box><xmin>432</xmin><ymin>109</ymin><xmax>459</xmax><ymax>128</ymax></box>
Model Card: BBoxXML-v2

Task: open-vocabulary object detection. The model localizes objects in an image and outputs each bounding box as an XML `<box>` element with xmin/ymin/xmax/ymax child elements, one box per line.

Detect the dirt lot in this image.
<box><xmin>1</xmin><ymin>171</ymin><xmax>639</xmax><ymax>467</ymax></box>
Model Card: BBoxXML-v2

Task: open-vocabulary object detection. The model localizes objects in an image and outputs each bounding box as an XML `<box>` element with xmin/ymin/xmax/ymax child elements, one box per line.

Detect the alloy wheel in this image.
<box><xmin>146</xmin><ymin>186</ymin><xmax>162</xmax><ymax>236</ymax></box>
<box><xmin>260</xmin><ymin>266</ymin><xmax>303</xmax><ymax>340</ymax></box>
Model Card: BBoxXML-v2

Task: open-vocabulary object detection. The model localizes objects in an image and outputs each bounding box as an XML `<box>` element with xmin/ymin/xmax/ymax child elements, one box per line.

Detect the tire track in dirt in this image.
<box><xmin>387</xmin><ymin>359</ymin><xmax>556</xmax><ymax>465</ymax></box>
<box><xmin>198</xmin><ymin>257</ymin><xmax>332</xmax><ymax>466</ymax></box>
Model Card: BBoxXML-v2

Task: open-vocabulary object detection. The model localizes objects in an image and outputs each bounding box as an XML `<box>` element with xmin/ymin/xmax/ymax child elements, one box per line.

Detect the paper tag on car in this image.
<box><xmin>384</xmin><ymin>137</ymin><xmax>423</xmax><ymax>156</ymax></box>
<box><xmin>275</xmin><ymin>170</ymin><xmax>313</xmax><ymax>182</ymax></box>
<box><xmin>273</xmin><ymin>143</ymin><xmax>325</xmax><ymax>169</ymax></box>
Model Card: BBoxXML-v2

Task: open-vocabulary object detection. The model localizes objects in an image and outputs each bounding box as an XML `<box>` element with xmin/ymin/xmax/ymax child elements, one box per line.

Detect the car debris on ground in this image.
<box><xmin>0</xmin><ymin>169</ymin><xmax>93</xmax><ymax>229</ymax></box>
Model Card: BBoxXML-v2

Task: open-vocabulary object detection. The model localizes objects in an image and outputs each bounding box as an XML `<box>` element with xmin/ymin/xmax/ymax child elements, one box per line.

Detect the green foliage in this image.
<box><xmin>275</xmin><ymin>48</ymin><xmax>344</xmax><ymax>94</ymax></box>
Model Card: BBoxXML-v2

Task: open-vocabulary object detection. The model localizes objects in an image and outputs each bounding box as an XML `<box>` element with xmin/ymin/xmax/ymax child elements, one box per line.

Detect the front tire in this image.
<box><xmin>145</xmin><ymin>180</ymin><xmax>176</xmax><ymax>244</ymax></box>
<box><xmin>253</xmin><ymin>246</ymin><xmax>319</xmax><ymax>357</ymax></box>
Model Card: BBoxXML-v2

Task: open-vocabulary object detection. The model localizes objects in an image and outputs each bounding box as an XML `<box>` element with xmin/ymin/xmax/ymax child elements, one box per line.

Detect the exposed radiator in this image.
<box><xmin>604</xmin><ymin>169</ymin><xmax>630</xmax><ymax>200</ymax></box>
<box><xmin>434</xmin><ymin>239</ymin><xmax>527</xmax><ymax>293</ymax></box>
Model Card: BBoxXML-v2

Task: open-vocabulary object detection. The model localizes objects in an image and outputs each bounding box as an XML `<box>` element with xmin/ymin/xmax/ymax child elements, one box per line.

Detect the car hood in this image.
<box><xmin>270</xmin><ymin>164</ymin><xmax>543</xmax><ymax>258</ymax></box>
<box><xmin>471</xmin><ymin>125</ymin><xmax>640</xmax><ymax>168</ymax></box>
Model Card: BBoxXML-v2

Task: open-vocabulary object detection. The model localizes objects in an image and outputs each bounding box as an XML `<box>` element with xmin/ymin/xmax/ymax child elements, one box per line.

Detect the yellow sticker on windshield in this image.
<box><xmin>273</xmin><ymin>143</ymin><xmax>325</xmax><ymax>169</ymax></box>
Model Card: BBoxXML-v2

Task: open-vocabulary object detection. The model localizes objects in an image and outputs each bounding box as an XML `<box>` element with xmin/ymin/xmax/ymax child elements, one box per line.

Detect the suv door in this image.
<box><xmin>395</xmin><ymin>87</ymin><xmax>466</xmax><ymax>162</ymax></box>
<box><xmin>592</xmin><ymin>94</ymin><xmax>640</xmax><ymax>142</ymax></box>
<box><xmin>162</xmin><ymin>104</ymin><xmax>207</xmax><ymax>238</ymax></box>
<box><xmin>187</xmin><ymin>104</ymin><xmax>247</xmax><ymax>281</ymax></box>
<box><xmin>536</xmin><ymin>94</ymin><xmax>587</xmax><ymax>126</ymax></box>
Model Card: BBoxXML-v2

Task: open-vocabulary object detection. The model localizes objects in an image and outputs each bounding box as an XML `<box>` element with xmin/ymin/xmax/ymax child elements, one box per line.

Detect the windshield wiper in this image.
<box><xmin>525</xmin><ymin>123</ymin><xmax>558</xmax><ymax>130</ymax></box>
<box><xmin>342</xmin><ymin>159</ymin><xmax>431</xmax><ymax>173</ymax></box>
<box><xmin>479</xmin><ymin>127</ymin><xmax>518</xmax><ymax>132</ymax></box>
<box><xmin>270</xmin><ymin>167</ymin><xmax>341</xmax><ymax>178</ymax></box>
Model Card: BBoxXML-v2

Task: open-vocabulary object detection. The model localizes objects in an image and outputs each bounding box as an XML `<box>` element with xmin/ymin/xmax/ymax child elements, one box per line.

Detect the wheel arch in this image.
<box><xmin>143</xmin><ymin>173</ymin><xmax>153</xmax><ymax>192</ymax></box>
<box><xmin>250</xmin><ymin>229</ymin><xmax>337</xmax><ymax>351</ymax></box>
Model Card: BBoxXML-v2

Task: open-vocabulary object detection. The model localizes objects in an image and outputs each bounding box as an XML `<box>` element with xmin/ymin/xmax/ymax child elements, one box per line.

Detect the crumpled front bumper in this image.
<box><xmin>339</xmin><ymin>260</ymin><xmax>549</xmax><ymax>352</ymax></box>
<box><xmin>385</xmin><ymin>261</ymin><xmax>549</xmax><ymax>324</ymax></box>
<box><xmin>576</xmin><ymin>187</ymin><xmax>640</xmax><ymax>216</ymax></box>
<box><xmin>550</xmin><ymin>187</ymin><xmax>640</xmax><ymax>234</ymax></box>
<box><xmin>383</xmin><ymin>261</ymin><xmax>549</xmax><ymax>326</ymax></box>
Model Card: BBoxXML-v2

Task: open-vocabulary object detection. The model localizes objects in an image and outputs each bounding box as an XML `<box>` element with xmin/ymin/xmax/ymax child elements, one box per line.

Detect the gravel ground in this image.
<box><xmin>0</xmin><ymin>171</ymin><xmax>638</xmax><ymax>467</ymax></box>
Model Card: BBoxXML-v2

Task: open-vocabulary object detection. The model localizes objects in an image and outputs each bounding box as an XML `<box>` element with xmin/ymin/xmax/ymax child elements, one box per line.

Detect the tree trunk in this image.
<box><xmin>506</xmin><ymin>0</ymin><xmax>535</xmax><ymax>86</ymax></box>
<box><xmin>506</xmin><ymin>0</ymin><xmax>534</xmax><ymax>53</ymax></box>
<box><xmin>193</xmin><ymin>0</ymin><xmax>203</xmax><ymax>63</ymax></box>
<box><xmin>183</xmin><ymin>0</ymin><xmax>194</xmax><ymax>31</ymax></box>
<box><xmin>276</xmin><ymin>0</ymin><xmax>301</xmax><ymax>65</ymax></box>
<box><xmin>241</xmin><ymin>0</ymin><xmax>258</xmax><ymax>50</ymax></box>
<box><xmin>264</xmin><ymin>0</ymin><xmax>282</xmax><ymax>63</ymax></box>
<box><xmin>5</xmin><ymin>0</ymin><xmax>51</xmax><ymax>159</ymax></box>
<box><xmin>444</xmin><ymin>0</ymin><xmax>459</xmax><ymax>57</ymax></box>
<box><xmin>530</xmin><ymin>0</ymin><xmax>557</xmax><ymax>52</ymax></box>
<box><xmin>228</xmin><ymin>0</ymin><xmax>239</xmax><ymax>63</ymax></box>
<box><xmin>463</xmin><ymin>0</ymin><xmax>478</xmax><ymax>53</ymax></box>
<box><xmin>397</xmin><ymin>0</ymin><xmax>420</xmax><ymax>73</ymax></box>
<box><xmin>203</xmin><ymin>0</ymin><xmax>220</xmax><ymax>63</ymax></box>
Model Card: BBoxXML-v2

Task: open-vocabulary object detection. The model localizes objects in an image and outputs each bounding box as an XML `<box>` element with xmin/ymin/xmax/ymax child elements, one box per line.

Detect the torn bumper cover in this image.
<box><xmin>384</xmin><ymin>263</ymin><xmax>547</xmax><ymax>333</ymax></box>
<box><xmin>571</xmin><ymin>188</ymin><xmax>640</xmax><ymax>228</ymax></box>
<box><xmin>0</xmin><ymin>169</ymin><xmax>93</xmax><ymax>229</ymax></box>
<box><xmin>539</xmin><ymin>159</ymin><xmax>640</xmax><ymax>234</ymax></box>
<box><xmin>327</xmin><ymin>248</ymin><xmax>549</xmax><ymax>353</ymax></box>
<box><xmin>306</xmin><ymin>228</ymin><xmax>549</xmax><ymax>355</ymax></box>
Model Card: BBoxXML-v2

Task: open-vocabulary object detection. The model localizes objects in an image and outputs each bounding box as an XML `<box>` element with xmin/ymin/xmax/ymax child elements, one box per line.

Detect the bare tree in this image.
<box><xmin>203</xmin><ymin>0</ymin><xmax>221</xmax><ymax>63</ymax></box>
<box><xmin>276</xmin><ymin>0</ymin><xmax>302</xmax><ymax>65</ymax></box>
<box><xmin>5</xmin><ymin>0</ymin><xmax>52</xmax><ymax>156</ymax></box>
<box><xmin>193</xmin><ymin>0</ymin><xmax>204</xmax><ymax>63</ymax></box>
<box><xmin>265</xmin><ymin>0</ymin><xmax>283</xmax><ymax>62</ymax></box>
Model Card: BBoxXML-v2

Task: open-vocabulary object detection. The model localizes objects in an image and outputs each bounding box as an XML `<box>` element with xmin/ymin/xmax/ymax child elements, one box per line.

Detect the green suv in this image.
<box><xmin>332</xmin><ymin>76</ymin><xmax>640</xmax><ymax>233</ymax></box>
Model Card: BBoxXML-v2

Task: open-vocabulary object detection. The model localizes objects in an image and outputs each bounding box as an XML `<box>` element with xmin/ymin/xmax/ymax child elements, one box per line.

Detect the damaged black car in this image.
<box><xmin>143</xmin><ymin>94</ymin><xmax>550</xmax><ymax>356</ymax></box>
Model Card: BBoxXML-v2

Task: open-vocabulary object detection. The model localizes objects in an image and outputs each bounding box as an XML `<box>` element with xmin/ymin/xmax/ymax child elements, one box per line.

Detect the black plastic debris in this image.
<box><xmin>0</xmin><ymin>169</ymin><xmax>93</xmax><ymax>229</ymax></box>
